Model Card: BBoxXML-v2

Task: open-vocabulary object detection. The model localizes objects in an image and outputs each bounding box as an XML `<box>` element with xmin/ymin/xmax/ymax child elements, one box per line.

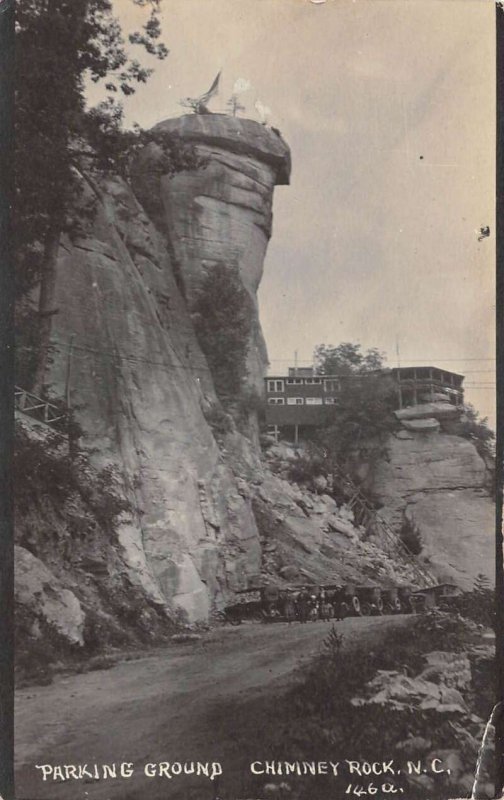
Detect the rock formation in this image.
<box><xmin>16</xmin><ymin>116</ymin><xmax>289</xmax><ymax>630</ymax></box>
<box><xmin>15</xmin><ymin>113</ymin><xmax>494</xmax><ymax>664</ymax></box>
<box><xmin>132</xmin><ymin>114</ymin><xmax>291</xmax><ymax>391</ymax></box>
<box><xmin>370</xmin><ymin>430</ymin><xmax>494</xmax><ymax>589</ymax></box>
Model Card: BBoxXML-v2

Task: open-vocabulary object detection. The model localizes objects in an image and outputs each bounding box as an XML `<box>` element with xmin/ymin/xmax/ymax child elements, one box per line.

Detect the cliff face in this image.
<box><xmin>369</xmin><ymin>431</ymin><xmax>494</xmax><ymax>589</ymax></box>
<box><xmin>132</xmin><ymin>114</ymin><xmax>291</xmax><ymax>390</ymax></box>
<box><xmin>16</xmin><ymin>115</ymin><xmax>494</xmax><ymax>663</ymax></box>
<box><xmin>21</xmin><ymin>117</ymin><xmax>290</xmax><ymax>626</ymax></box>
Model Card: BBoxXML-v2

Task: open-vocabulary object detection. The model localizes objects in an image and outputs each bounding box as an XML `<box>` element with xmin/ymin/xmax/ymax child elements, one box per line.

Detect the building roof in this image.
<box><xmin>266</xmin><ymin>365</ymin><xmax>465</xmax><ymax>381</ymax></box>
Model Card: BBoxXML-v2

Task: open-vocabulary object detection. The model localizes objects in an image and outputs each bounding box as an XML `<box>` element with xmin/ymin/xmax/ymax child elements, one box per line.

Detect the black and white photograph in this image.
<box><xmin>11</xmin><ymin>1</ymin><xmax>497</xmax><ymax>798</ymax></box>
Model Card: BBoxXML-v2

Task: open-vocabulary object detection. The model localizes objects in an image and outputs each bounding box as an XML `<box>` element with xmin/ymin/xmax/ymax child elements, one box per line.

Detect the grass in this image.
<box><xmin>206</xmin><ymin>612</ymin><xmax>493</xmax><ymax>800</ymax></box>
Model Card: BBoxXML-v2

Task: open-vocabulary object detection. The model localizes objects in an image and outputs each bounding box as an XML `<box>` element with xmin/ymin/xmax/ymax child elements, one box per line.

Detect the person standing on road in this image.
<box><xmin>297</xmin><ymin>588</ymin><xmax>309</xmax><ymax>623</ymax></box>
<box><xmin>283</xmin><ymin>594</ymin><xmax>296</xmax><ymax>624</ymax></box>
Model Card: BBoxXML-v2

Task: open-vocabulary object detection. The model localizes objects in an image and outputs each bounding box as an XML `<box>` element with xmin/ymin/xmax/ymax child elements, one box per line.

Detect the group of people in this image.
<box><xmin>266</xmin><ymin>587</ymin><xmax>339</xmax><ymax>623</ymax></box>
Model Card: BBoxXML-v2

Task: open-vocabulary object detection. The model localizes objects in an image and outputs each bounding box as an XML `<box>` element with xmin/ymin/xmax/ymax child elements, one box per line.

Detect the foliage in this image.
<box><xmin>286</xmin><ymin>452</ymin><xmax>327</xmax><ymax>485</ymax></box>
<box><xmin>15</xmin><ymin>0</ymin><xmax>202</xmax><ymax>397</ymax></box>
<box><xmin>14</xmin><ymin>424</ymin><xmax>133</xmax><ymax>535</ymax></box>
<box><xmin>313</xmin><ymin>342</ymin><xmax>386</xmax><ymax>376</ymax></box>
<box><xmin>83</xmin><ymin>111</ymin><xmax>201</xmax><ymax>181</ymax></box>
<box><xmin>445</xmin><ymin>574</ymin><xmax>494</xmax><ymax>629</ymax></box>
<box><xmin>236</xmin><ymin>386</ymin><xmax>265</xmax><ymax>418</ymax></box>
<box><xmin>459</xmin><ymin>403</ymin><xmax>495</xmax><ymax>461</ymax></box>
<box><xmin>305</xmin><ymin>343</ymin><xmax>397</xmax><ymax>472</ymax></box>
<box><xmin>244</xmin><ymin>614</ymin><xmax>483</xmax><ymax>800</ymax></box>
<box><xmin>192</xmin><ymin>263</ymin><xmax>252</xmax><ymax>404</ymax></box>
<box><xmin>400</xmin><ymin>514</ymin><xmax>423</xmax><ymax>555</ymax></box>
<box><xmin>16</xmin><ymin>0</ymin><xmax>167</xmax><ymax>295</ymax></box>
<box><xmin>315</xmin><ymin>372</ymin><xmax>398</xmax><ymax>468</ymax></box>
<box><xmin>15</xmin><ymin>297</ymin><xmax>41</xmax><ymax>389</ymax></box>
<box><xmin>233</xmin><ymin>387</ymin><xmax>265</xmax><ymax>433</ymax></box>
<box><xmin>202</xmin><ymin>403</ymin><xmax>233</xmax><ymax>436</ymax></box>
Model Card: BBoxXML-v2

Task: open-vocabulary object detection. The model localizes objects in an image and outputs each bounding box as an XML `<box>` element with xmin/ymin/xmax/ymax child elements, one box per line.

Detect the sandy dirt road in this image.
<box><xmin>15</xmin><ymin>616</ymin><xmax>408</xmax><ymax>800</ymax></box>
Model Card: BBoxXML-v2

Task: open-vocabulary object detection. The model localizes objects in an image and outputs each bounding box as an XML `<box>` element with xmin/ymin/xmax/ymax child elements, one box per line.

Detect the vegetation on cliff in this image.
<box><xmin>14</xmin><ymin>423</ymin><xmax>175</xmax><ymax>684</ymax></box>
<box><xmin>312</xmin><ymin>343</ymin><xmax>398</xmax><ymax>467</ymax></box>
<box><xmin>192</xmin><ymin>262</ymin><xmax>254</xmax><ymax>407</ymax></box>
<box><xmin>15</xmin><ymin>0</ymin><xmax>196</xmax><ymax>394</ymax></box>
<box><xmin>459</xmin><ymin>403</ymin><xmax>495</xmax><ymax>461</ymax></box>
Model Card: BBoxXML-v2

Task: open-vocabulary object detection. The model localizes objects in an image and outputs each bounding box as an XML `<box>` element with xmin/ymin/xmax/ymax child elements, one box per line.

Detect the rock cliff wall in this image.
<box><xmin>369</xmin><ymin>431</ymin><xmax>494</xmax><ymax>589</ymax></box>
<box><xmin>132</xmin><ymin>114</ymin><xmax>291</xmax><ymax>390</ymax></box>
<box><xmin>25</xmin><ymin>118</ymin><xmax>289</xmax><ymax>623</ymax></box>
<box><xmin>15</xmin><ymin>114</ymin><xmax>494</xmax><ymax>666</ymax></box>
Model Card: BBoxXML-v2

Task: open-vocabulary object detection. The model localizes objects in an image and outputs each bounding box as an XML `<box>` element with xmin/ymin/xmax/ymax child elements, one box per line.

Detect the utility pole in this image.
<box><xmin>395</xmin><ymin>336</ymin><xmax>401</xmax><ymax>368</ymax></box>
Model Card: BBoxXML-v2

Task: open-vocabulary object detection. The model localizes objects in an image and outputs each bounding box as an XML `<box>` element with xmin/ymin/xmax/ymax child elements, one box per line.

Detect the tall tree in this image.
<box><xmin>313</xmin><ymin>342</ymin><xmax>385</xmax><ymax>376</ymax></box>
<box><xmin>15</xmin><ymin>0</ymin><xmax>169</xmax><ymax>393</ymax></box>
<box><xmin>312</xmin><ymin>342</ymin><xmax>396</xmax><ymax>470</ymax></box>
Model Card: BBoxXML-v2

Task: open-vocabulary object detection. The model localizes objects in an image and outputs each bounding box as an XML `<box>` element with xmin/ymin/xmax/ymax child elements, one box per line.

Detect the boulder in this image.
<box><xmin>401</xmin><ymin>417</ymin><xmax>440</xmax><ymax>433</ymax></box>
<box><xmin>352</xmin><ymin>669</ymin><xmax>467</xmax><ymax>714</ymax></box>
<box><xmin>395</xmin><ymin>402</ymin><xmax>461</xmax><ymax>421</ymax></box>
<box><xmin>312</xmin><ymin>474</ymin><xmax>328</xmax><ymax>493</ymax></box>
<box><xmin>279</xmin><ymin>565</ymin><xmax>300</xmax><ymax>581</ymax></box>
<box><xmin>15</xmin><ymin>546</ymin><xmax>85</xmax><ymax>646</ymax></box>
<box><xmin>371</xmin><ymin>433</ymin><xmax>494</xmax><ymax>588</ymax></box>
<box><xmin>395</xmin><ymin>429</ymin><xmax>414</xmax><ymax>440</ymax></box>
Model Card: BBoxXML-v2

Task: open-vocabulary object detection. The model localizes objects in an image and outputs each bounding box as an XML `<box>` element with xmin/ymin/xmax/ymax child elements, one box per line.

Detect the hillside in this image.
<box><xmin>14</xmin><ymin>115</ymin><xmax>494</xmax><ymax>668</ymax></box>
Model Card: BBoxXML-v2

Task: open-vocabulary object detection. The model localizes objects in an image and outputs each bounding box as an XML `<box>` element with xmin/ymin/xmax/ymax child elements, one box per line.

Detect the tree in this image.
<box><xmin>191</xmin><ymin>264</ymin><xmax>252</xmax><ymax>404</ymax></box>
<box><xmin>316</xmin><ymin>371</ymin><xmax>397</xmax><ymax>468</ymax></box>
<box><xmin>15</xmin><ymin>0</ymin><xmax>181</xmax><ymax>393</ymax></box>
<box><xmin>313</xmin><ymin>342</ymin><xmax>385</xmax><ymax>376</ymax></box>
<box><xmin>459</xmin><ymin>403</ymin><xmax>495</xmax><ymax>460</ymax></box>
<box><xmin>310</xmin><ymin>342</ymin><xmax>396</xmax><ymax>472</ymax></box>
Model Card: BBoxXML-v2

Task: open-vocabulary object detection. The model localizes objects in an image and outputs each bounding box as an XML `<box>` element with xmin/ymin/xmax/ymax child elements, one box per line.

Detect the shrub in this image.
<box><xmin>447</xmin><ymin>574</ymin><xmax>494</xmax><ymax>628</ymax></box>
<box><xmin>192</xmin><ymin>263</ymin><xmax>252</xmax><ymax>404</ymax></box>
<box><xmin>235</xmin><ymin>386</ymin><xmax>265</xmax><ymax>422</ymax></box>
<box><xmin>400</xmin><ymin>515</ymin><xmax>423</xmax><ymax>555</ymax></box>
<box><xmin>202</xmin><ymin>403</ymin><xmax>233</xmax><ymax>435</ymax></box>
<box><xmin>459</xmin><ymin>404</ymin><xmax>495</xmax><ymax>461</ymax></box>
<box><xmin>286</xmin><ymin>454</ymin><xmax>326</xmax><ymax>486</ymax></box>
<box><xmin>14</xmin><ymin>424</ymin><xmax>133</xmax><ymax>536</ymax></box>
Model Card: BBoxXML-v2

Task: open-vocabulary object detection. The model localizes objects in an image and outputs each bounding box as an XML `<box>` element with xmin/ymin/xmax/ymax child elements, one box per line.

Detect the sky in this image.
<box><xmin>104</xmin><ymin>0</ymin><xmax>496</xmax><ymax>425</ymax></box>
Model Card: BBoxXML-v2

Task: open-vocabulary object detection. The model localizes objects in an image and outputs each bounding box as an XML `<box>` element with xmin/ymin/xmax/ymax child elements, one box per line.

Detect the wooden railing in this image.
<box><xmin>15</xmin><ymin>386</ymin><xmax>68</xmax><ymax>431</ymax></box>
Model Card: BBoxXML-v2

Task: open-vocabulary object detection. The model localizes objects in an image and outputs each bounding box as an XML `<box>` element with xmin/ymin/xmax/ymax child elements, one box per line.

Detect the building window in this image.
<box><xmin>287</xmin><ymin>397</ymin><xmax>304</xmax><ymax>405</ymax></box>
<box><xmin>305</xmin><ymin>378</ymin><xmax>322</xmax><ymax>385</ymax></box>
<box><xmin>286</xmin><ymin>378</ymin><xmax>304</xmax><ymax>385</ymax></box>
<box><xmin>267</xmin><ymin>379</ymin><xmax>284</xmax><ymax>393</ymax></box>
<box><xmin>324</xmin><ymin>397</ymin><xmax>336</xmax><ymax>404</ymax></box>
<box><xmin>268</xmin><ymin>397</ymin><xmax>285</xmax><ymax>405</ymax></box>
<box><xmin>324</xmin><ymin>379</ymin><xmax>341</xmax><ymax>392</ymax></box>
<box><xmin>306</xmin><ymin>397</ymin><xmax>323</xmax><ymax>405</ymax></box>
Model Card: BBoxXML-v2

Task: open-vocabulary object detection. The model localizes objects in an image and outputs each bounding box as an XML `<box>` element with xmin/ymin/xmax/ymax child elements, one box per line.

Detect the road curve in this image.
<box><xmin>15</xmin><ymin>616</ymin><xmax>409</xmax><ymax>800</ymax></box>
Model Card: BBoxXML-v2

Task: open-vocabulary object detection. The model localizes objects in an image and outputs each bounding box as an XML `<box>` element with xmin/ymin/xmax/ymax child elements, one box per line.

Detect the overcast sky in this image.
<box><xmin>107</xmin><ymin>0</ymin><xmax>495</xmax><ymax>425</ymax></box>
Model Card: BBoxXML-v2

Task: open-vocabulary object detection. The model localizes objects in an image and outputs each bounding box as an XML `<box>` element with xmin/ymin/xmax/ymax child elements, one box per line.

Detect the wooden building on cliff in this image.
<box><xmin>264</xmin><ymin>365</ymin><xmax>464</xmax><ymax>444</ymax></box>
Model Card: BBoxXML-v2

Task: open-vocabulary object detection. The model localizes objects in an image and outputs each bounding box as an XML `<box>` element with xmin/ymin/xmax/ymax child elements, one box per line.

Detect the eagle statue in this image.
<box><xmin>180</xmin><ymin>71</ymin><xmax>221</xmax><ymax>114</ymax></box>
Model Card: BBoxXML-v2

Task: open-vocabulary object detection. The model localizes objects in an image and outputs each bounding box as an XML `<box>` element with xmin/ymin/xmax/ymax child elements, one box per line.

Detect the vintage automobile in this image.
<box><xmin>322</xmin><ymin>584</ymin><xmax>362</xmax><ymax>618</ymax></box>
<box><xmin>410</xmin><ymin>583</ymin><xmax>462</xmax><ymax>613</ymax></box>
<box><xmin>219</xmin><ymin>589</ymin><xmax>265</xmax><ymax>625</ymax></box>
<box><xmin>355</xmin><ymin>585</ymin><xmax>384</xmax><ymax>616</ymax></box>
<box><xmin>381</xmin><ymin>586</ymin><xmax>403</xmax><ymax>614</ymax></box>
<box><xmin>218</xmin><ymin>580</ymin><xmax>446</xmax><ymax>624</ymax></box>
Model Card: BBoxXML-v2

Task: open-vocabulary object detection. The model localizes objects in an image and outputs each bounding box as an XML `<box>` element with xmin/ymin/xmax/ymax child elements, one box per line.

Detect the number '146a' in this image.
<box><xmin>345</xmin><ymin>783</ymin><xmax>403</xmax><ymax>795</ymax></box>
